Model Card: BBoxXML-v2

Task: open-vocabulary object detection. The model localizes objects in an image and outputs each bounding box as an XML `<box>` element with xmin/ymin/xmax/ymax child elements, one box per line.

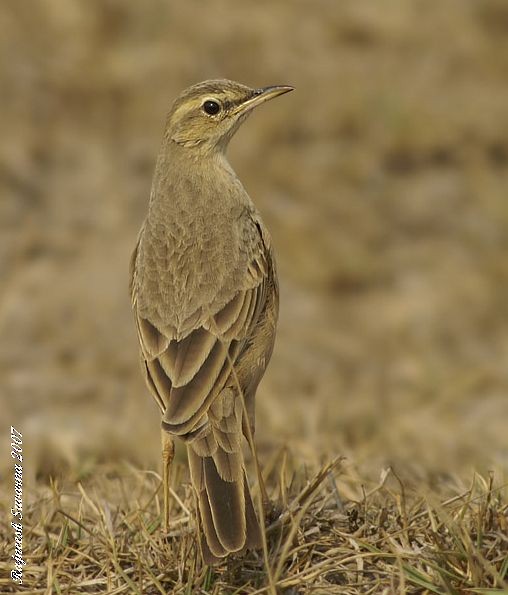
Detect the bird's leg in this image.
<box><xmin>243</xmin><ymin>416</ymin><xmax>271</xmax><ymax>511</ymax></box>
<box><xmin>253</xmin><ymin>444</ymin><xmax>270</xmax><ymax>510</ymax></box>
<box><xmin>161</xmin><ymin>429</ymin><xmax>175</xmax><ymax>532</ymax></box>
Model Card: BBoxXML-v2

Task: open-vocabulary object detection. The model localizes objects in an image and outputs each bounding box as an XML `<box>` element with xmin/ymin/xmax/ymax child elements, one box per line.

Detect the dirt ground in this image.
<box><xmin>1</xmin><ymin>1</ymin><xmax>507</xmax><ymax>593</ymax></box>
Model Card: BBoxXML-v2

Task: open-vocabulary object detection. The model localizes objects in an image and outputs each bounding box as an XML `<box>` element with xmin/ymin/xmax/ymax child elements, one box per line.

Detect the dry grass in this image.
<box><xmin>2</xmin><ymin>0</ymin><xmax>508</xmax><ymax>592</ymax></box>
<box><xmin>1</xmin><ymin>456</ymin><xmax>507</xmax><ymax>593</ymax></box>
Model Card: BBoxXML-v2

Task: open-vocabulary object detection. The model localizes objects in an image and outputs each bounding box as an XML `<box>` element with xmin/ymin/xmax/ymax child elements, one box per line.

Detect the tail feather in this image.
<box><xmin>198</xmin><ymin>486</ymin><xmax>228</xmax><ymax>561</ymax></box>
<box><xmin>203</xmin><ymin>456</ymin><xmax>245</xmax><ymax>551</ymax></box>
<box><xmin>188</xmin><ymin>447</ymin><xmax>262</xmax><ymax>564</ymax></box>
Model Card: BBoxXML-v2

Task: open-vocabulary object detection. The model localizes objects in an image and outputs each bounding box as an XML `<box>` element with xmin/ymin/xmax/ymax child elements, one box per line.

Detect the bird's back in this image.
<box><xmin>132</xmin><ymin>157</ymin><xmax>265</xmax><ymax>341</ymax></box>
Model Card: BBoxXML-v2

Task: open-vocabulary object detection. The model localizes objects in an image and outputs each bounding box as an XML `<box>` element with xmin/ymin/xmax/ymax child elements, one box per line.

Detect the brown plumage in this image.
<box><xmin>129</xmin><ymin>79</ymin><xmax>292</xmax><ymax>563</ymax></box>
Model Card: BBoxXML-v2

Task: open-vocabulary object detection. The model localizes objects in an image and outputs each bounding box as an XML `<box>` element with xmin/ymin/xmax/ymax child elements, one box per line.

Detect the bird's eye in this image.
<box><xmin>203</xmin><ymin>100</ymin><xmax>221</xmax><ymax>116</ymax></box>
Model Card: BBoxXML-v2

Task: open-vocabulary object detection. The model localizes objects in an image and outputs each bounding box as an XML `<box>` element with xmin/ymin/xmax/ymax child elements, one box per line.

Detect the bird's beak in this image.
<box><xmin>233</xmin><ymin>85</ymin><xmax>294</xmax><ymax>115</ymax></box>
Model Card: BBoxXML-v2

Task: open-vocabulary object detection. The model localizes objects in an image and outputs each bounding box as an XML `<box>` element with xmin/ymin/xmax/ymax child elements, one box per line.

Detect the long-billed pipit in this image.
<box><xmin>129</xmin><ymin>79</ymin><xmax>292</xmax><ymax>563</ymax></box>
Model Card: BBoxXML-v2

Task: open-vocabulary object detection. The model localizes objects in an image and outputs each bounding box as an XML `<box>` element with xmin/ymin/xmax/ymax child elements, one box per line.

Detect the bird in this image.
<box><xmin>129</xmin><ymin>79</ymin><xmax>293</xmax><ymax>564</ymax></box>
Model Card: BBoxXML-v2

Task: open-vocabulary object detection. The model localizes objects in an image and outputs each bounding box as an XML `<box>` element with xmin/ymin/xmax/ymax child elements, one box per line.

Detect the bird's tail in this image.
<box><xmin>187</xmin><ymin>444</ymin><xmax>262</xmax><ymax>564</ymax></box>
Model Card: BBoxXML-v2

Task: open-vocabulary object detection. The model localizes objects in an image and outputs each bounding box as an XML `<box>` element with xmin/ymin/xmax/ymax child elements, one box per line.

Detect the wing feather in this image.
<box><xmin>171</xmin><ymin>327</ymin><xmax>217</xmax><ymax>387</ymax></box>
<box><xmin>132</xmin><ymin>216</ymin><xmax>275</xmax><ymax>439</ymax></box>
<box><xmin>212</xmin><ymin>291</ymin><xmax>246</xmax><ymax>334</ymax></box>
<box><xmin>164</xmin><ymin>339</ymin><xmax>228</xmax><ymax>424</ymax></box>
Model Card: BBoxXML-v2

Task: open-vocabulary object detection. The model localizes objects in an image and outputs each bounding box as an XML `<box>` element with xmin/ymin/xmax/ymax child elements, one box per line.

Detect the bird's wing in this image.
<box><xmin>130</xmin><ymin>218</ymin><xmax>274</xmax><ymax>436</ymax></box>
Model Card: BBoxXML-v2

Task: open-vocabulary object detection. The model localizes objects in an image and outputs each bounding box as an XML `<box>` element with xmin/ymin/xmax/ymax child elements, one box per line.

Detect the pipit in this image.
<box><xmin>130</xmin><ymin>79</ymin><xmax>292</xmax><ymax>563</ymax></box>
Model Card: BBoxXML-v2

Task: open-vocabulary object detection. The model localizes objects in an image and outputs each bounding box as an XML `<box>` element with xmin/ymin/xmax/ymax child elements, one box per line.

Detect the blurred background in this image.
<box><xmin>1</xmin><ymin>0</ymin><xmax>508</xmax><ymax>496</ymax></box>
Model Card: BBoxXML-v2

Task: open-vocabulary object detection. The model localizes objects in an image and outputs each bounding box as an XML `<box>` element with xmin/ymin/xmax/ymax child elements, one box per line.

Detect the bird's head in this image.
<box><xmin>165</xmin><ymin>79</ymin><xmax>293</xmax><ymax>153</ymax></box>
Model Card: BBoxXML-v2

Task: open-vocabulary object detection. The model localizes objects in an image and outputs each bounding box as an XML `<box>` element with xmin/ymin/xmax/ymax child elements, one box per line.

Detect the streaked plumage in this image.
<box><xmin>129</xmin><ymin>79</ymin><xmax>292</xmax><ymax>563</ymax></box>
